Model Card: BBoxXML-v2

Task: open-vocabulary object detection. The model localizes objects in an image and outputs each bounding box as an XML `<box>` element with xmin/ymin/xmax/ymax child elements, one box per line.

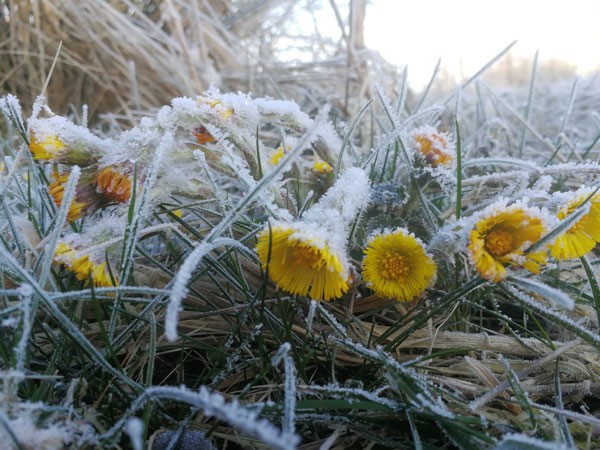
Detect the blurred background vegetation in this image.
<box><xmin>0</xmin><ymin>0</ymin><xmax>582</xmax><ymax>125</ymax></box>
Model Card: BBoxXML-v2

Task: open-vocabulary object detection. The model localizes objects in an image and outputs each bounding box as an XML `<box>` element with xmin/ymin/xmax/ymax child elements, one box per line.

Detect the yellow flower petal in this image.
<box><xmin>550</xmin><ymin>190</ymin><xmax>600</xmax><ymax>260</ymax></box>
<box><xmin>312</xmin><ymin>160</ymin><xmax>333</xmax><ymax>174</ymax></box>
<box><xmin>54</xmin><ymin>243</ymin><xmax>117</xmax><ymax>287</ymax></box>
<box><xmin>29</xmin><ymin>134</ymin><xmax>66</xmax><ymax>161</ymax></box>
<box><xmin>256</xmin><ymin>225</ymin><xmax>349</xmax><ymax>301</ymax></box>
<box><xmin>269</xmin><ymin>146</ymin><xmax>287</xmax><ymax>166</ymax></box>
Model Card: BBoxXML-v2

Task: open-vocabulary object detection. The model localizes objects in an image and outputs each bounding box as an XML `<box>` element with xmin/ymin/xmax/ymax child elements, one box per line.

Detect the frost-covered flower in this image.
<box><xmin>467</xmin><ymin>201</ymin><xmax>547</xmax><ymax>282</ymax></box>
<box><xmin>29</xmin><ymin>133</ymin><xmax>67</xmax><ymax>161</ymax></box>
<box><xmin>197</xmin><ymin>95</ymin><xmax>234</xmax><ymax>119</ymax></box>
<box><xmin>256</xmin><ymin>168</ymin><xmax>370</xmax><ymax>301</ymax></box>
<box><xmin>550</xmin><ymin>188</ymin><xmax>600</xmax><ymax>260</ymax></box>
<box><xmin>193</xmin><ymin>126</ymin><xmax>216</xmax><ymax>144</ymax></box>
<box><xmin>95</xmin><ymin>165</ymin><xmax>133</xmax><ymax>203</ymax></box>
<box><xmin>55</xmin><ymin>243</ymin><xmax>116</xmax><ymax>287</ymax></box>
<box><xmin>410</xmin><ymin>126</ymin><xmax>454</xmax><ymax>168</ymax></box>
<box><xmin>28</xmin><ymin>117</ymin><xmax>105</xmax><ymax>166</ymax></box>
<box><xmin>256</xmin><ymin>223</ymin><xmax>349</xmax><ymax>301</ymax></box>
<box><xmin>362</xmin><ymin>229</ymin><xmax>436</xmax><ymax>302</ymax></box>
<box><xmin>49</xmin><ymin>169</ymin><xmax>105</xmax><ymax>222</ymax></box>
<box><xmin>54</xmin><ymin>216</ymin><xmax>125</xmax><ymax>287</ymax></box>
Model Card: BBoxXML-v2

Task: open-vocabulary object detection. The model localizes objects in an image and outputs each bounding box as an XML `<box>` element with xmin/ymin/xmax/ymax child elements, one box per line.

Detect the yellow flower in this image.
<box><xmin>362</xmin><ymin>229</ymin><xmax>436</xmax><ymax>302</ymax></box>
<box><xmin>411</xmin><ymin>126</ymin><xmax>454</xmax><ymax>167</ymax></box>
<box><xmin>312</xmin><ymin>160</ymin><xmax>333</xmax><ymax>174</ymax></box>
<box><xmin>29</xmin><ymin>129</ymin><xmax>96</xmax><ymax>166</ymax></box>
<box><xmin>550</xmin><ymin>189</ymin><xmax>600</xmax><ymax>260</ymax></box>
<box><xmin>54</xmin><ymin>243</ymin><xmax>116</xmax><ymax>287</ymax></box>
<box><xmin>197</xmin><ymin>97</ymin><xmax>234</xmax><ymax>119</ymax></box>
<box><xmin>29</xmin><ymin>134</ymin><xmax>66</xmax><ymax>161</ymax></box>
<box><xmin>269</xmin><ymin>146</ymin><xmax>289</xmax><ymax>166</ymax></box>
<box><xmin>256</xmin><ymin>224</ymin><xmax>349</xmax><ymax>301</ymax></box>
<box><xmin>49</xmin><ymin>172</ymin><xmax>94</xmax><ymax>222</ymax></box>
<box><xmin>468</xmin><ymin>203</ymin><xmax>547</xmax><ymax>282</ymax></box>
<box><xmin>95</xmin><ymin>166</ymin><xmax>132</xmax><ymax>203</ymax></box>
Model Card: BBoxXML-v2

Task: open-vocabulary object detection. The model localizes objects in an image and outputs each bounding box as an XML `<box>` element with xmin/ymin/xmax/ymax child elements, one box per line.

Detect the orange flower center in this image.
<box><xmin>381</xmin><ymin>253</ymin><xmax>409</xmax><ymax>279</ymax></box>
<box><xmin>485</xmin><ymin>228</ymin><xmax>514</xmax><ymax>257</ymax></box>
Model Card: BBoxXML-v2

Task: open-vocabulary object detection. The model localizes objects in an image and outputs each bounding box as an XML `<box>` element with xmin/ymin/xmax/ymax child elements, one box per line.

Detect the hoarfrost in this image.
<box><xmin>493</xmin><ymin>433</ymin><xmax>572</xmax><ymax>450</ymax></box>
<box><xmin>125</xmin><ymin>417</ymin><xmax>145</xmax><ymax>450</ymax></box>
<box><xmin>165</xmin><ymin>238</ymin><xmax>251</xmax><ymax>341</ymax></box>
<box><xmin>508</xmin><ymin>276</ymin><xmax>574</xmax><ymax>310</ymax></box>
<box><xmin>105</xmin><ymin>386</ymin><xmax>299</xmax><ymax>450</ymax></box>
<box><xmin>270</xmin><ymin>343</ymin><xmax>297</xmax><ymax>437</ymax></box>
<box><xmin>412</xmin><ymin>394</ymin><xmax>454</xmax><ymax>419</ymax></box>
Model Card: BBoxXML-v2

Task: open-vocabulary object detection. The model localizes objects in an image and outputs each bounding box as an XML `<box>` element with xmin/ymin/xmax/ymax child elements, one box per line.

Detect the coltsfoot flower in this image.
<box><xmin>467</xmin><ymin>201</ymin><xmax>547</xmax><ymax>282</ymax></box>
<box><xmin>550</xmin><ymin>188</ymin><xmax>600</xmax><ymax>260</ymax></box>
<box><xmin>362</xmin><ymin>229</ymin><xmax>436</xmax><ymax>302</ymax></box>
<box><xmin>28</xmin><ymin>118</ymin><xmax>102</xmax><ymax>166</ymax></box>
<box><xmin>256</xmin><ymin>168</ymin><xmax>370</xmax><ymax>301</ymax></box>
<box><xmin>29</xmin><ymin>133</ymin><xmax>67</xmax><ymax>161</ymax></box>
<box><xmin>256</xmin><ymin>224</ymin><xmax>349</xmax><ymax>301</ymax></box>
<box><xmin>49</xmin><ymin>169</ymin><xmax>105</xmax><ymax>222</ymax></box>
<box><xmin>95</xmin><ymin>165</ymin><xmax>133</xmax><ymax>203</ymax></box>
<box><xmin>54</xmin><ymin>243</ymin><xmax>116</xmax><ymax>287</ymax></box>
<box><xmin>53</xmin><ymin>215</ymin><xmax>125</xmax><ymax>287</ymax></box>
<box><xmin>410</xmin><ymin>126</ymin><xmax>454</xmax><ymax>168</ymax></box>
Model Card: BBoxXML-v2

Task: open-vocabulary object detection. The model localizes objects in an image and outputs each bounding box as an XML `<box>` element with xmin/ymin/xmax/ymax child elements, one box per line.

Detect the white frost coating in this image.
<box><xmin>0</xmin><ymin>394</ymin><xmax>98</xmax><ymax>450</ymax></box>
<box><xmin>303</xmin><ymin>384</ymin><xmax>400</xmax><ymax>410</ymax></box>
<box><xmin>508</xmin><ymin>276</ymin><xmax>574</xmax><ymax>310</ymax></box>
<box><xmin>283</xmin><ymin>353</ymin><xmax>297</xmax><ymax>436</ymax></box>
<box><xmin>505</xmin><ymin>284</ymin><xmax>600</xmax><ymax>346</ymax></box>
<box><xmin>303</xmin><ymin>167</ymin><xmax>370</xmax><ymax>225</ymax></box>
<box><xmin>271</xmin><ymin>343</ymin><xmax>297</xmax><ymax>436</ymax></box>
<box><xmin>165</xmin><ymin>237</ymin><xmax>251</xmax><ymax>341</ymax></box>
<box><xmin>106</xmin><ymin>386</ymin><xmax>299</xmax><ymax>450</ymax></box>
<box><xmin>120</xmin><ymin>133</ymin><xmax>170</xmax><ymax>285</ymax></box>
<box><xmin>412</xmin><ymin>394</ymin><xmax>454</xmax><ymax>419</ymax></box>
<box><xmin>494</xmin><ymin>433</ymin><xmax>571</xmax><ymax>450</ymax></box>
<box><xmin>305</xmin><ymin>300</ymin><xmax>318</xmax><ymax>331</ymax></box>
<box><xmin>15</xmin><ymin>284</ymin><xmax>33</xmax><ymax>375</ymax></box>
<box><xmin>328</xmin><ymin>335</ymin><xmax>448</xmax><ymax>411</ymax></box>
<box><xmin>125</xmin><ymin>418</ymin><xmax>145</xmax><ymax>450</ymax></box>
<box><xmin>316</xmin><ymin>303</ymin><xmax>348</xmax><ymax>336</ymax></box>
<box><xmin>271</xmin><ymin>342</ymin><xmax>292</xmax><ymax>366</ymax></box>
<box><xmin>0</xmin><ymin>94</ymin><xmax>24</xmax><ymax>129</ymax></box>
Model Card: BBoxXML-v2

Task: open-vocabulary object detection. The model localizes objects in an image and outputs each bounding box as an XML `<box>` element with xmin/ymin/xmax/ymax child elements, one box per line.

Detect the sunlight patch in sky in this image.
<box><xmin>366</xmin><ymin>0</ymin><xmax>600</xmax><ymax>88</ymax></box>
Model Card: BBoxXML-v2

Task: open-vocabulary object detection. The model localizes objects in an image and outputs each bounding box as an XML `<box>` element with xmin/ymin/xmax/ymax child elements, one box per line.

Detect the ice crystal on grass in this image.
<box><xmin>0</xmin><ymin>394</ymin><xmax>98</xmax><ymax>450</ymax></box>
<box><xmin>106</xmin><ymin>386</ymin><xmax>299</xmax><ymax>450</ymax></box>
<box><xmin>493</xmin><ymin>433</ymin><xmax>572</xmax><ymax>450</ymax></box>
<box><xmin>165</xmin><ymin>238</ymin><xmax>251</xmax><ymax>341</ymax></box>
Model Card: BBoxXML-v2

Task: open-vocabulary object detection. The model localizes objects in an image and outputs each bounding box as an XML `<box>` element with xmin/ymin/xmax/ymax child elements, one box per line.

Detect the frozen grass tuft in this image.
<box><xmin>2</xmin><ymin>4</ymin><xmax>600</xmax><ymax>448</ymax></box>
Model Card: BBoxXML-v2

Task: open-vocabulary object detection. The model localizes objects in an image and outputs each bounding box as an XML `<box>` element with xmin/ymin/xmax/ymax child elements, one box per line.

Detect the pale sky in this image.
<box><xmin>365</xmin><ymin>0</ymin><xmax>600</xmax><ymax>88</ymax></box>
